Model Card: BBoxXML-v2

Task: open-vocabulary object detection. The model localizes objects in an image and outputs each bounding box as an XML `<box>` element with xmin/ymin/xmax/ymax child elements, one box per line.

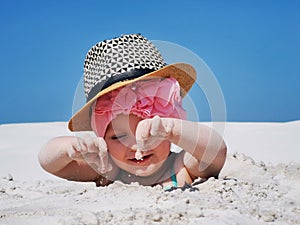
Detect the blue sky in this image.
<box><xmin>0</xmin><ymin>0</ymin><xmax>299</xmax><ymax>124</ymax></box>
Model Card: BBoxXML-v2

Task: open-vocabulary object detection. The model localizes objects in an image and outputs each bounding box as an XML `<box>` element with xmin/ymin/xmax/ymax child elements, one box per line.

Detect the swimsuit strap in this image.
<box><xmin>170</xmin><ymin>165</ymin><xmax>178</xmax><ymax>187</ymax></box>
<box><xmin>163</xmin><ymin>157</ymin><xmax>178</xmax><ymax>191</ymax></box>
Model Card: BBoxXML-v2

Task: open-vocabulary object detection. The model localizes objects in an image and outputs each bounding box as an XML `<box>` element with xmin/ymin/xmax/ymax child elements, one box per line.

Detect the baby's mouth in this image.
<box><xmin>129</xmin><ymin>154</ymin><xmax>153</xmax><ymax>163</ymax></box>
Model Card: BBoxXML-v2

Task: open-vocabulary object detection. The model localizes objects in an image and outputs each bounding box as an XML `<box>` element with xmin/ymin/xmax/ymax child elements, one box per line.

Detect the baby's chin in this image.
<box><xmin>120</xmin><ymin>162</ymin><xmax>163</xmax><ymax>177</ymax></box>
<box><xmin>133</xmin><ymin>164</ymin><xmax>161</xmax><ymax>176</ymax></box>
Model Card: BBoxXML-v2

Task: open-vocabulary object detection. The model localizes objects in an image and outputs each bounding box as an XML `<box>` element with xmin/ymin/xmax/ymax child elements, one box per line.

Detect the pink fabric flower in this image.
<box><xmin>91</xmin><ymin>78</ymin><xmax>186</xmax><ymax>137</ymax></box>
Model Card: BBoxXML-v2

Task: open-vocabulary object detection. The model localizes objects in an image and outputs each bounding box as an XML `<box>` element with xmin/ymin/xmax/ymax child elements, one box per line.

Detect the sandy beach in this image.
<box><xmin>0</xmin><ymin>121</ymin><xmax>299</xmax><ymax>224</ymax></box>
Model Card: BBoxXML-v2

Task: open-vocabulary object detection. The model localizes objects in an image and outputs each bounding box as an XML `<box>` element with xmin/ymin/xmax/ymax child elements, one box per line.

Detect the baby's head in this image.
<box><xmin>68</xmin><ymin>33</ymin><xmax>196</xmax><ymax>132</ymax></box>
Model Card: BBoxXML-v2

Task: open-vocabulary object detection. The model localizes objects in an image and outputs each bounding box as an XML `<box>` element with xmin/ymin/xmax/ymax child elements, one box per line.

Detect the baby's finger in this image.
<box><xmin>68</xmin><ymin>137</ymin><xmax>87</xmax><ymax>159</ymax></box>
<box><xmin>98</xmin><ymin>153</ymin><xmax>112</xmax><ymax>173</ymax></box>
<box><xmin>150</xmin><ymin>115</ymin><xmax>161</xmax><ymax>137</ymax></box>
<box><xmin>136</xmin><ymin>120</ymin><xmax>152</xmax><ymax>150</ymax></box>
<box><xmin>98</xmin><ymin>151</ymin><xmax>112</xmax><ymax>173</ymax></box>
<box><xmin>72</xmin><ymin>137</ymin><xmax>87</xmax><ymax>152</ymax></box>
<box><xmin>95</xmin><ymin>138</ymin><xmax>112</xmax><ymax>173</ymax></box>
<box><xmin>67</xmin><ymin>147</ymin><xmax>77</xmax><ymax>159</ymax></box>
<box><xmin>82</xmin><ymin>134</ymin><xmax>98</xmax><ymax>153</ymax></box>
<box><xmin>151</xmin><ymin>117</ymin><xmax>174</xmax><ymax>139</ymax></box>
<box><xmin>164</xmin><ymin>118</ymin><xmax>174</xmax><ymax>135</ymax></box>
<box><xmin>136</xmin><ymin>139</ymin><xmax>147</xmax><ymax>152</ymax></box>
<box><xmin>135</xmin><ymin>149</ymin><xmax>143</xmax><ymax>160</ymax></box>
<box><xmin>136</xmin><ymin>119</ymin><xmax>151</xmax><ymax>140</ymax></box>
<box><xmin>94</xmin><ymin>137</ymin><xmax>107</xmax><ymax>153</ymax></box>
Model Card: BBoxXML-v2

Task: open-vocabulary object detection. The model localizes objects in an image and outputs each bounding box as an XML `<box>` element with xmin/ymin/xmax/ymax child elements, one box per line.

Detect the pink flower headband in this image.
<box><xmin>91</xmin><ymin>78</ymin><xmax>186</xmax><ymax>137</ymax></box>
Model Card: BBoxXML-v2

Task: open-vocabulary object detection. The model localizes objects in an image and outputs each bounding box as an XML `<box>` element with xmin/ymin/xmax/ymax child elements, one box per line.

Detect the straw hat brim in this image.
<box><xmin>68</xmin><ymin>62</ymin><xmax>196</xmax><ymax>131</ymax></box>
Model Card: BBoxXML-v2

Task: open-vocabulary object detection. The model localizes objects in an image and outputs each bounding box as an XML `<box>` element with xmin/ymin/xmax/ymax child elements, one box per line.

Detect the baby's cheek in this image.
<box><xmin>156</xmin><ymin>141</ymin><xmax>171</xmax><ymax>157</ymax></box>
<box><xmin>107</xmin><ymin>142</ymin><xmax>126</xmax><ymax>157</ymax></box>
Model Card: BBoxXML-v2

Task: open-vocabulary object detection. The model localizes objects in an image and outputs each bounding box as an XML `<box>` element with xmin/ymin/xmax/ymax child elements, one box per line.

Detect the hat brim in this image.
<box><xmin>68</xmin><ymin>62</ymin><xmax>196</xmax><ymax>131</ymax></box>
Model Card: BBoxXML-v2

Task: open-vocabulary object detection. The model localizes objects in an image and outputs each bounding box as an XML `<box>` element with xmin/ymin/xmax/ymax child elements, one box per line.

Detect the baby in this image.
<box><xmin>38</xmin><ymin>34</ymin><xmax>227</xmax><ymax>189</ymax></box>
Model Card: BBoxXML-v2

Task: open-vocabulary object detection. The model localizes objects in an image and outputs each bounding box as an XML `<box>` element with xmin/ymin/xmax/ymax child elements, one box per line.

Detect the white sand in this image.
<box><xmin>0</xmin><ymin>121</ymin><xmax>299</xmax><ymax>224</ymax></box>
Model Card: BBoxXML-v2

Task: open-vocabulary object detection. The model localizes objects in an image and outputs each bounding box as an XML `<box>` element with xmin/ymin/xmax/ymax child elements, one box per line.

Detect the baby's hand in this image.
<box><xmin>135</xmin><ymin>116</ymin><xmax>174</xmax><ymax>156</ymax></box>
<box><xmin>68</xmin><ymin>135</ymin><xmax>112</xmax><ymax>174</ymax></box>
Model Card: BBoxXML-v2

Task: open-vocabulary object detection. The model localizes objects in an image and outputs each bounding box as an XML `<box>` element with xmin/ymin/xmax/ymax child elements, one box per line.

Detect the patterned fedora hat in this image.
<box><xmin>69</xmin><ymin>33</ymin><xmax>196</xmax><ymax>131</ymax></box>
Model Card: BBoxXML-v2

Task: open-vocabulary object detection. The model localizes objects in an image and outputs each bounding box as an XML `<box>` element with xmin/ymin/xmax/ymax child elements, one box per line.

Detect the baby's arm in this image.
<box><xmin>170</xmin><ymin>119</ymin><xmax>227</xmax><ymax>179</ymax></box>
<box><xmin>38</xmin><ymin>136</ymin><xmax>118</xmax><ymax>185</ymax></box>
<box><xmin>136</xmin><ymin>116</ymin><xmax>227</xmax><ymax>179</ymax></box>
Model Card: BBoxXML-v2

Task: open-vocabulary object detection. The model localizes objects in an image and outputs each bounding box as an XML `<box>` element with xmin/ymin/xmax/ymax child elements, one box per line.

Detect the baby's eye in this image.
<box><xmin>111</xmin><ymin>134</ymin><xmax>127</xmax><ymax>140</ymax></box>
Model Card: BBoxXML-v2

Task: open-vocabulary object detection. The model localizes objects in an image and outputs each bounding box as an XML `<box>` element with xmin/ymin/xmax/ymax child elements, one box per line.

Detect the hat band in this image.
<box><xmin>87</xmin><ymin>68</ymin><xmax>155</xmax><ymax>102</ymax></box>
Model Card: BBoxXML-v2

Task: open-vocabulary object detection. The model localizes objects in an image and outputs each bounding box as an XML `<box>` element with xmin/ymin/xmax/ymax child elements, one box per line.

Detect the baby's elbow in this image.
<box><xmin>204</xmin><ymin>143</ymin><xmax>227</xmax><ymax>179</ymax></box>
<box><xmin>219</xmin><ymin>141</ymin><xmax>227</xmax><ymax>162</ymax></box>
<box><xmin>212</xmin><ymin>142</ymin><xmax>227</xmax><ymax>178</ymax></box>
<box><xmin>38</xmin><ymin>141</ymin><xmax>58</xmax><ymax>173</ymax></box>
<box><xmin>38</xmin><ymin>147</ymin><xmax>47</xmax><ymax>168</ymax></box>
<box><xmin>38</xmin><ymin>148</ymin><xmax>51</xmax><ymax>173</ymax></box>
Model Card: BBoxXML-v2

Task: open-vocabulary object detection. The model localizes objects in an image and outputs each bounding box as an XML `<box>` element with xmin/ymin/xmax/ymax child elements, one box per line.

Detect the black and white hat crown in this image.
<box><xmin>84</xmin><ymin>34</ymin><xmax>167</xmax><ymax>102</ymax></box>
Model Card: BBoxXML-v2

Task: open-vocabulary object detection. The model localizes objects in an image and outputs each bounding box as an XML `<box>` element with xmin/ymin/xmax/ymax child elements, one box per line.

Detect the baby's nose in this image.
<box><xmin>130</xmin><ymin>144</ymin><xmax>138</xmax><ymax>152</ymax></box>
<box><xmin>122</xmin><ymin>137</ymin><xmax>137</xmax><ymax>151</ymax></box>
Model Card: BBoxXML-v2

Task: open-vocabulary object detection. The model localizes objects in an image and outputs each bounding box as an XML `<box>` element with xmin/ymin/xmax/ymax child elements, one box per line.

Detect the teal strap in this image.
<box><xmin>170</xmin><ymin>166</ymin><xmax>178</xmax><ymax>187</ymax></box>
<box><xmin>163</xmin><ymin>166</ymin><xmax>178</xmax><ymax>191</ymax></box>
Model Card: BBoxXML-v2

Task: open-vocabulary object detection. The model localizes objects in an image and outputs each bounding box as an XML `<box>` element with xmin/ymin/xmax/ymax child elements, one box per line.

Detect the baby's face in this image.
<box><xmin>104</xmin><ymin>114</ymin><xmax>170</xmax><ymax>176</ymax></box>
